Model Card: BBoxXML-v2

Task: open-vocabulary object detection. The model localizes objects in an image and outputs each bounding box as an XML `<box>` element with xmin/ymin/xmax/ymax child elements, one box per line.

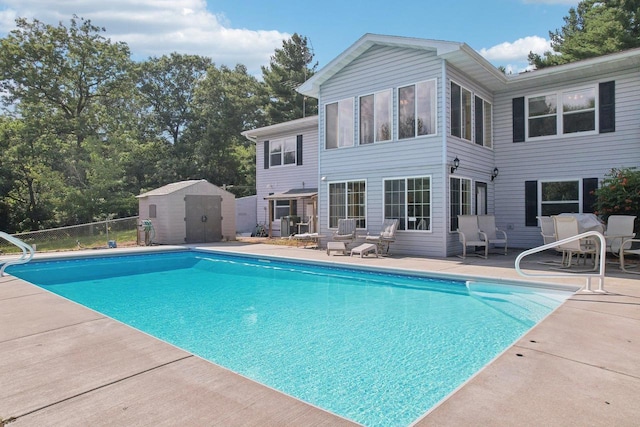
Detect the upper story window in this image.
<box><xmin>474</xmin><ymin>96</ymin><xmax>492</xmax><ymax>148</ymax></box>
<box><xmin>398</xmin><ymin>80</ymin><xmax>437</xmax><ymax>139</ymax></box>
<box><xmin>269</xmin><ymin>137</ymin><xmax>296</xmax><ymax>167</ymax></box>
<box><xmin>527</xmin><ymin>86</ymin><xmax>596</xmax><ymax>139</ymax></box>
<box><xmin>326</xmin><ymin>98</ymin><xmax>354</xmax><ymax>149</ymax></box>
<box><xmin>451</xmin><ymin>82</ymin><xmax>472</xmax><ymax>141</ymax></box>
<box><xmin>360</xmin><ymin>89</ymin><xmax>392</xmax><ymax>144</ymax></box>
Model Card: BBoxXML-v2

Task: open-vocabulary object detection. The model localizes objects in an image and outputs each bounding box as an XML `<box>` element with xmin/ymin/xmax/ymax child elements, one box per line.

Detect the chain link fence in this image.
<box><xmin>0</xmin><ymin>216</ymin><xmax>140</xmax><ymax>254</ymax></box>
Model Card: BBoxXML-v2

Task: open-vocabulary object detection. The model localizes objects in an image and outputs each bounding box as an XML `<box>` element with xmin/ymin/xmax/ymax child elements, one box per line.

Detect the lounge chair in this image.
<box><xmin>553</xmin><ymin>216</ymin><xmax>599</xmax><ymax>269</ymax></box>
<box><xmin>365</xmin><ymin>218</ymin><xmax>399</xmax><ymax>255</ymax></box>
<box><xmin>456</xmin><ymin>215</ymin><xmax>488</xmax><ymax>259</ymax></box>
<box><xmin>332</xmin><ymin>218</ymin><xmax>356</xmax><ymax>249</ymax></box>
<box><xmin>604</xmin><ymin>215</ymin><xmax>636</xmax><ymax>256</ymax></box>
<box><xmin>478</xmin><ymin>215</ymin><xmax>508</xmax><ymax>255</ymax></box>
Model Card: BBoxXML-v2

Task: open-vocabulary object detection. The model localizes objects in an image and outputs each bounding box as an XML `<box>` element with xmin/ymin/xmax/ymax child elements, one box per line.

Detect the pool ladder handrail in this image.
<box><xmin>0</xmin><ymin>231</ymin><xmax>35</xmax><ymax>276</ymax></box>
<box><xmin>515</xmin><ymin>231</ymin><xmax>606</xmax><ymax>293</ymax></box>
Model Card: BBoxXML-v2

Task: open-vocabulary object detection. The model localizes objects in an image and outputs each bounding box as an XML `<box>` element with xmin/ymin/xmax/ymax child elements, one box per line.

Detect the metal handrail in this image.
<box><xmin>0</xmin><ymin>231</ymin><xmax>35</xmax><ymax>276</ymax></box>
<box><xmin>515</xmin><ymin>231</ymin><xmax>606</xmax><ymax>293</ymax></box>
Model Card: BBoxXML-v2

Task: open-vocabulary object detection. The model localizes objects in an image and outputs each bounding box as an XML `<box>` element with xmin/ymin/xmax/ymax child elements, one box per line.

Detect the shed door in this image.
<box><xmin>185</xmin><ymin>195</ymin><xmax>222</xmax><ymax>243</ymax></box>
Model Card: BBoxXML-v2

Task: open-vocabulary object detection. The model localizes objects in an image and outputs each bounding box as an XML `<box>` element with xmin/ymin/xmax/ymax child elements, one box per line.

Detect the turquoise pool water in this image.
<box><xmin>8</xmin><ymin>251</ymin><xmax>573</xmax><ymax>426</ymax></box>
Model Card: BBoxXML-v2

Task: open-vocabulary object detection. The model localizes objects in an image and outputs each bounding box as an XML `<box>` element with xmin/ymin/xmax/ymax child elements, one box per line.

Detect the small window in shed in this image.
<box><xmin>149</xmin><ymin>204</ymin><xmax>157</xmax><ymax>218</ymax></box>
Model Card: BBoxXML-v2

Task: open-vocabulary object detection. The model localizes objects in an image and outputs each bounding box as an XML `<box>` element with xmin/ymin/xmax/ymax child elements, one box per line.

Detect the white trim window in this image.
<box><xmin>450</xmin><ymin>81</ymin><xmax>472</xmax><ymax>142</ymax></box>
<box><xmin>269</xmin><ymin>137</ymin><xmax>296</xmax><ymax>167</ymax></box>
<box><xmin>527</xmin><ymin>86</ymin><xmax>596</xmax><ymax>139</ymax></box>
<box><xmin>398</xmin><ymin>80</ymin><xmax>437</xmax><ymax>139</ymax></box>
<box><xmin>474</xmin><ymin>95</ymin><xmax>492</xmax><ymax>148</ymax></box>
<box><xmin>450</xmin><ymin>177</ymin><xmax>472</xmax><ymax>231</ymax></box>
<box><xmin>359</xmin><ymin>89</ymin><xmax>392</xmax><ymax>144</ymax></box>
<box><xmin>384</xmin><ymin>176</ymin><xmax>431</xmax><ymax>231</ymax></box>
<box><xmin>540</xmin><ymin>180</ymin><xmax>580</xmax><ymax>216</ymax></box>
<box><xmin>328</xmin><ymin>180</ymin><xmax>366</xmax><ymax>228</ymax></box>
<box><xmin>274</xmin><ymin>199</ymin><xmax>297</xmax><ymax>220</ymax></box>
<box><xmin>325</xmin><ymin>98</ymin><xmax>354</xmax><ymax>149</ymax></box>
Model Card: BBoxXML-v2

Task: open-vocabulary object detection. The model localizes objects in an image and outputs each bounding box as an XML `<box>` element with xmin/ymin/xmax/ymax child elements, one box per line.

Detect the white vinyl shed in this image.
<box><xmin>136</xmin><ymin>179</ymin><xmax>236</xmax><ymax>245</ymax></box>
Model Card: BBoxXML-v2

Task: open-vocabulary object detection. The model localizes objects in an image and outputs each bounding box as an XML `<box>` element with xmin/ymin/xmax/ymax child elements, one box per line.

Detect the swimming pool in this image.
<box><xmin>8</xmin><ymin>251</ymin><xmax>575</xmax><ymax>426</ymax></box>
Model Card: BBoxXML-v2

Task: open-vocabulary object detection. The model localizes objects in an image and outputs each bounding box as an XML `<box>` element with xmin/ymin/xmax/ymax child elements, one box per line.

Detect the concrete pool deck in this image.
<box><xmin>1</xmin><ymin>241</ymin><xmax>639</xmax><ymax>426</ymax></box>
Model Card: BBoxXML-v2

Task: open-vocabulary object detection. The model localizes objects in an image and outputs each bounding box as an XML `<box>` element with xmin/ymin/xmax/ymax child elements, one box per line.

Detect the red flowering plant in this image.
<box><xmin>593</xmin><ymin>167</ymin><xmax>640</xmax><ymax>232</ymax></box>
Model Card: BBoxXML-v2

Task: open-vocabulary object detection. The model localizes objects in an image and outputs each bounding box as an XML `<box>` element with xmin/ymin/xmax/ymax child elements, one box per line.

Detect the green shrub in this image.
<box><xmin>594</xmin><ymin>167</ymin><xmax>640</xmax><ymax>231</ymax></box>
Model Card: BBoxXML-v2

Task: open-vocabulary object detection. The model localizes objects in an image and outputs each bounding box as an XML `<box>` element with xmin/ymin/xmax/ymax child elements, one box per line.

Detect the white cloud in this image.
<box><xmin>0</xmin><ymin>0</ymin><xmax>290</xmax><ymax>74</ymax></box>
<box><xmin>522</xmin><ymin>0</ymin><xmax>578</xmax><ymax>4</ymax></box>
<box><xmin>478</xmin><ymin>36</ymin><xmax>552</xmax><ymax>72</ymax></box>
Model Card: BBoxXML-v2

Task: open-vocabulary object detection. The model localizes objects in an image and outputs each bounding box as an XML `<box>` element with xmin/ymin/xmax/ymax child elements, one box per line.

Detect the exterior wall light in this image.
<box><xmin>450</xmin><ymin>157</ymin><xmax>460</xmax><ymax>174</ymax></box>
<box><xmin>491</xmin><ymin>167</ymin><xmax>499</xmax><ymax>181</ymax></box>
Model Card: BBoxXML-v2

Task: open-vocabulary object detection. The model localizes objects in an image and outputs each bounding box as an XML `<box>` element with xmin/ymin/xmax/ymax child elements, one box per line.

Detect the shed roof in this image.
<box><xmin>136</xmin><ymin>179</ymin><xmax>211</xmax><ymax>198</ymax></box>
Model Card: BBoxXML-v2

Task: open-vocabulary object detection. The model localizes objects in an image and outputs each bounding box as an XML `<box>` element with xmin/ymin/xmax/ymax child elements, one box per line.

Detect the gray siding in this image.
<box><xmin>444</xmin><ymin>66</ymin><xmax>497</xmax><ymax>256</ymax></box>
<box><xmin>493</xmin><ymin>69</ymin><xmax>640</xmax><ymax>248</ymax></box>
<box><xmin>318</xmin><ymin>45</ymin><xmax>447</xmax><ymax>256</ymax></box>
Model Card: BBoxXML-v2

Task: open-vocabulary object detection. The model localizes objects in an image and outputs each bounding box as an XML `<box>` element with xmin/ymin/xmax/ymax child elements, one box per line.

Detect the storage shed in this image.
<box><xmin>136</xmin><ymin>180</ymin><xmax>236</xmax><ymax>245</ymax></box>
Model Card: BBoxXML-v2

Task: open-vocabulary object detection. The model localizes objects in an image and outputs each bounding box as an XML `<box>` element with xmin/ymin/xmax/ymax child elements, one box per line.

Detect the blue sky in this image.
<box><xmin>0</xmin><ymin>0</ymin><xmax>580</xmax><ymax>75</ymax></box>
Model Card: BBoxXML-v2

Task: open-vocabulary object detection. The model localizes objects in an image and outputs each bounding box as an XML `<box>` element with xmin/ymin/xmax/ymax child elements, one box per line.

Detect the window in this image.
<box><xmin>148</xmin><ymin>204</ymin><xmax>157</xmax><ymax>218</ymax></box>
<box><xmin>360</xmin><ymin>90</ymin><xmax>392</xmax><ymax>144</ymax></box>
<box><xmin>384</xmin><ymin>176</ymin><xmax>431</xmax><ymax>231</ymax></box>
<box><xmin>527</xmin><ymin>86</ymin><xmax>596</xmax><ymax>139</ymax></box>
<box><xmin>325</xmin><ymin>98</ymin><xmax>354</xmax><ymax>149</ymax></box>
<box><xmin>540</xmin><ymin>180</ymin><xmax>580</xmax><ymax>216</ymax></box>
<box><xmin>474</xmin><ymin>96</ymin><xmax>492</xmax><ymax>148</ymax></box>
<box><xmin>269</xmin><ymin>137</ymin><xmax>296</xmax><ymax>167</ymax></box>
<box><xmin>450</xmin><ymin>177</ymin><xmax>472</xmax><ymax>231</ymax></box>
<box><xmin>451</xmin><ymin>82</ymin><xmax>472</xmax><ymax>141</ymax></box>
<box><xmin>328</xmin><ymin>180</ymin><xmax>366</xmax><ymax>228</ymax></box>
<box><xmin>274</xmin><ymin>199</ymin><xmax>297</xmax><ymax>220</ymax></box>
<box><xmin>398</xmin><ymin>80</ymin><xmax>436</xmax><ymax>139</ymax></box>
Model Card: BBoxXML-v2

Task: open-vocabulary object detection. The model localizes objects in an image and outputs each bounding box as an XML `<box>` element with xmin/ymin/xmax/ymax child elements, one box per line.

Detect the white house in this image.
<box><xmin>245</xmin><ymin>34</ymin><xmax>640</xmax><ymax>256</ymax></box>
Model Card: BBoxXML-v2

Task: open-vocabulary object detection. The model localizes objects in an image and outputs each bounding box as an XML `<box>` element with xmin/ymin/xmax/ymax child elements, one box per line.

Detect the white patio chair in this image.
<box><xmin>553</xmin><ymin>216</ymin><xmax>599</xmax><ymax>269</ymax></box>
<box><xmin>365</xmin><ymin>218</ymin><xmax>399</xmax><ymax>255</ymax></box>
<box><xmin>478</xmin><ymin>215</ymin><xmax>508</xmax><ymax>255</ymax></box>
<box><xmin>537</xmin><ymin>216</ymin><xmax>565</xmax><ymax>265</ymax></box>
<box><xmin>456</xmin><ymin>215</ymin><xmax>488</xmax><ymax>259</ymax></box>
<box><xmin>604</xmin><ymin>215</ymin><xmax>636</xmax><ymax>256</ymax></box>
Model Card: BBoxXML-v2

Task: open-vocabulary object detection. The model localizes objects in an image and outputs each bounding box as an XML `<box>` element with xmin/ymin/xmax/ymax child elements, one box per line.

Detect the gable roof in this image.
<box><xmin>297</xmin><ymin>33</ymin><xmax>508</xmax><ymax>96</ymax></box>
<box><xmin>297</xmin><ymin>33</ymin><xmax>640</xmax><ymax>97</ymax></box>
<box><xmin>137</xmin><ymin>179</ymin><xmax>216</xmax><ymax>198</ymax></box>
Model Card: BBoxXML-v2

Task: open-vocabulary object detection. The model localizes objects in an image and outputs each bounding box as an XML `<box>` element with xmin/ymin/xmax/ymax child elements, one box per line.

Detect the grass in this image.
<box><xmin>0</xmin><ymin>229</ymin><xmax>139</xmax><ymax>254</ymax></box>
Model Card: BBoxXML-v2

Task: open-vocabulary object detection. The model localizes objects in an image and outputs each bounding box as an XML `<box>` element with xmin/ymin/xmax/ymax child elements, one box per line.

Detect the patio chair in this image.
<box><xmin>477</xmin><ymin>215</ymin><xmax>508</xmax><ymax>255</ymax></box>
<box><xmin>365</xmin><ymin>218</ymin><xmax>399</xmax><ymax>255</ymax></box>
<box><xmin>604</xmin><ymin>215</ymin><xmax>636</xmax><ymax>256</ymax></box>
<box><xmin>456</xmin><ymin>215</ymin><xmax>488</xmax><ymax>259</ymax></box>
<box><xmin>537</xmin><ymin>216</ymin><xmax>565</xmax><ymax>265</ymax></box>
<box><xmin>553</xmin><ymin>216</ymin><xmax>599</xmax><ymax>269</ymax></box>
<box><xmin>332</xmin><ymin>218</ymin><xmax>356</xmax><ymax>249</ymax></box>
<box><xmin>619</xmin><ymin>238</ymin><xmax>640</xmax><ymax>274</ymax></box>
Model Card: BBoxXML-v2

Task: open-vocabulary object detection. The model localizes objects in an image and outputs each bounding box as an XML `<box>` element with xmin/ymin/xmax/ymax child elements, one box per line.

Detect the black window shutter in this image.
<box><xmin>582</xmin><ymin>178</ymin><xmax>599</xmax><ymax>213</ymax></box>
<box><xmin>599</xmin><ymin>81</ymin><xmax>615</xmax><ymax>133</ymax></box>
<box><xmin>296</xmin><ymin>135</ymin><xmax>303</xmax><ymax>166</ymax></box>
<box><xmin>451</xmin><ymin>83</ymin><xmax>461</xmax><ymax>137</ymax></box>
<box><xmin>525</xmin><ymin>180</ymin><xmax>538</xmax><ymax>226</ymax></box>
<box><xmin>513</xmin><ymin>97</ymin><xmax>525</xmax><ymax>142</ymax></box>
<box><xmin>263</xmin><ymin>141</ymin><xmax>269</xmax><ymax>169</ymax></box>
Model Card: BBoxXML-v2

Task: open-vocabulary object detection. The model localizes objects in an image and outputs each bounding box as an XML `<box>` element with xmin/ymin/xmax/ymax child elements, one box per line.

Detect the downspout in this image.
<box><xmin>441</xmin><ymin>59</ymin><xmax>449</xmax><ymax>257</ymax></box>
